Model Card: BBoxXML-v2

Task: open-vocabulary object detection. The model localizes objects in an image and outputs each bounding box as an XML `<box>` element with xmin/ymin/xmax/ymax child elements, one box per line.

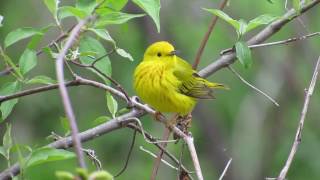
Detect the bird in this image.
<box><xmin>133</xmin><ymin>41</ymin><xmax>227</xmax><ymax>116</ymax></box>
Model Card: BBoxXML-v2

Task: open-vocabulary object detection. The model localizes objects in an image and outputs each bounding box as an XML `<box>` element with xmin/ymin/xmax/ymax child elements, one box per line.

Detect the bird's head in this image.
<box><xmin>143</xmin><ymin>41</ymin><xmax>178</xmax><ymax>61</ymax></box>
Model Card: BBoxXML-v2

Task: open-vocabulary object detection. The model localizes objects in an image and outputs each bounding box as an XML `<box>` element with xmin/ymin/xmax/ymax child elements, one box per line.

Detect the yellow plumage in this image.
<box><xmin>134</xmin><ymin>41</ymin><xmax>227</xmax><ymax>115</ymax></box>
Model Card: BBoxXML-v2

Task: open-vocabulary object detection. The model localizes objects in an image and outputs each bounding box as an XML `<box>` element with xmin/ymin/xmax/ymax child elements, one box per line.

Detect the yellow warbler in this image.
<box><xmin>134</xmin><ymin>41</ymin><xmax>227</xmax><ymax>115</ymax></box>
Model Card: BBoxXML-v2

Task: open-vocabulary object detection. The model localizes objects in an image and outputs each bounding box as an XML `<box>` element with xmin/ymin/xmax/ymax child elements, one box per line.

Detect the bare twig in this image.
<box><xmin>82</xmin><ymin>148</ymin><xmax>102</xmax><ymax>170</ymax></box>
<box><xmin>218</xmin><ymin>158</ymin><xmax>232</xmax><ymax>180</ymax></box>
<box><xmin>199</xmin><ymin>0</ymin><xmax>320</xmax><ymax>78</ymax></box>
<box><xmin>127</xmin><ymin>124</ymin><xmax>192</xmax><ymax>176</ymax></box>
<box><xmin>0</xmin><ymin>109</ymin><xmax>143</xmax><ymax>180</ymax></box>
<box><xmin>140</xmin><ymin>146</ymin><xmax>179</xmax><ymax>171</ymax></box>
<box><xmin>277</xmin><ymin>56</ymin><xmax>320</xmax><ymax>180</ymax></box>
<box><xmin>0</xmin><ymin>80</ymin><xmax>80</xmax><ymax>103</ymax></box>
<box><xmin>70</xmin><ymin>50</ymin><xmax>132</xmax><ymax>105</ymax></box>
<box><xmin>151</xmin><ymin>127</ymin><xmax>171</xmax><ymax>180</ymax></box>
<box><xmin>228</xmin><ymin>66</ymin><xmax>280</xmax><ymax>106</ymax></box>
<box><xmin>114</xmin><ymin>129</ymin><xmax>137</xmax><ymax>177</ymax></box>
<box><xmin>220</xmin><ymin>32</ymin><xmax>320</xmax><ymax>55</ymax></box>
<box><xmin>0</xmin><ymin>67</ymin><xmax>13</xmax><ymax>76</ymax></box>
<box><xmin>193</xmin><ymin>0</ymin><xmax>229</xmax><ymax>69</ymax></box>
<box><xmin>55</xmin><ymin>18</ymin><xmax>90</xmax><ymax>168</ymax></box>
<box><xmin>184</xmin><ymin>135</ymin><xmax>203</xmax><ymax>180</ymax></box>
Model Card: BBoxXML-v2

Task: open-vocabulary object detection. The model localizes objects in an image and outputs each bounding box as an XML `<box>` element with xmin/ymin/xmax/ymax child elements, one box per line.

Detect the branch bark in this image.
<box><xmin>277</xmin><ymin>56</ymin><xmax>320</xmax><ymax>180</ymax></box>
<box><xmin>198</xmin><ymin>0</ymin><xmax>320</xmax><ymax>78</ymax></box>
<box><xmin>55</xmin><ymin>18</ymin><xmax>89</xmax><ymax>168</ymax></box>
<box><xmin>0</xmin><ymin>109</ymin><xmax>144</xmax><ymax>180</ymax></box>
<box><xmin>193</xmin><ymin>0</ymin><xmax>229</xmax><ymax>69</ymax></box>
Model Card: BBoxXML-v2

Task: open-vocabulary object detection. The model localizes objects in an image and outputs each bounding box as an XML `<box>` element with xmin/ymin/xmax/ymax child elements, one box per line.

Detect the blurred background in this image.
<box><xmin>0</xmin><ymin>0</ymin><xmax>320</xmax><ymax>179</ymax></box>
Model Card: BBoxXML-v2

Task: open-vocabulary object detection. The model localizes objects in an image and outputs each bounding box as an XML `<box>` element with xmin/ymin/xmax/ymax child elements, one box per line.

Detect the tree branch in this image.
<box><xmin>55</xmin><ymin>18</ymin><xmax>89</xmax><ymax>168</ymax></box>
<box><xmin>276</xmin><ymin>56</ymin><xmax>320</xmax><ymax>180</ymax></box>
<box><xmin>198</xmin><ymin>0</ymin><xmax>320</xmax><ymax>78</ymax></box>
<box><xmin>220</xmin><ymin>32</ymin><xmax>320</xmax><ymax>55</ymax></box>
<box><xmin>193</xmin><ymin>0</ymin><xmax>229</xmax><ymax>70</ymax></box>
<box><xmin>0</xmin><ymin>109</ymin><xmax>144</xmax><ymax>180</ymax></box>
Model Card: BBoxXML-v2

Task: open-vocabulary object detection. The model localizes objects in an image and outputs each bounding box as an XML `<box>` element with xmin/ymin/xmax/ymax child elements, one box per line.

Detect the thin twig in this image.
<box><xmin>218</xmin><ymin>158</ymin><xmax>232</xmax><ymax>180</ymax></box>
<box><xmin>114</xmin><ymin>129</ymin><xmax>137</xmax><ymax>177</ymax></box>
<box><xmin>140</xmin><ymin>146</ymin><xmax>179</xmax><ymax>171</ymax></box>
<box><xmin>193</xmin><ymin>0</ymin><xmax>229</xmax><ymax>69</ymax></box>
<box><xmin>70</xmin><ymin>50</ymin><xmax>132</xmax><ymax>105</ymax></box>
<box><xmin>151</xmin><ymin>127</ymin><xmax>171</xmax><ymax>180</ymax></box>
<box><xmin>55</xmin><ymin>18</ymin><xmax>90</xmax><ymax>168</ymax></box>
<box><xmin>228</xmin><ymin>66</ymin><xmax>280</xmax><ymax>106</ymax></box>
<box><xmin>277</xmin><ymin>56</ymin><xmax>320</xmax><ymax>180</ymax></box>
<box><xmin>0</xmin><ymin>67</ymin><xmax>13</xmax><ymax>76</ymax></box>
<box><xmin>127</xmin><ymin>124</ymin><xmax>192</xmax><ymax>175</ymax></box>
<box><xmin>199</xmin><ymin>0</ymin><xmax>320</xmax><ymax>77</ymax></box>
<box><xmin>220</xmin><ymin>32</ymin><xmax>320</xmax><ymax>55</ymax></box>
<box><xmin>82</xmin><ymin>148</ymin><xmax>102</xmax><ymax>170</ymax></box>
<box><xmin>0</xmin><ymin>80</ymin><xmax>80</xmax><ymax>103</ymax></box>
<box><xmin>184</xmin><ymin>135</ymin><xmax>203</xmax><ymax>180</ymax></box>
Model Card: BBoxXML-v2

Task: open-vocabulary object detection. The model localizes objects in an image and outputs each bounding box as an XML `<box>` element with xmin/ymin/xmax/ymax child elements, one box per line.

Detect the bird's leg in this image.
<box><xmin>174</xmin><ymin>113</ymin><xmax>192</xmax><ymax>141</ymax></box>
<box><xmin>150</xmin><ymin>113</ymin><xmax>179</xmax><ymax>180</ymax></box>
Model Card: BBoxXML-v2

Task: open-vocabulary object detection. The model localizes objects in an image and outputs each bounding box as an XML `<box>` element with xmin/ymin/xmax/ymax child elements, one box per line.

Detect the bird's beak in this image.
<box><xmin>169</xmin><ymin>50</ymin><xmax>179</xmax><ymax>56</ymax></box>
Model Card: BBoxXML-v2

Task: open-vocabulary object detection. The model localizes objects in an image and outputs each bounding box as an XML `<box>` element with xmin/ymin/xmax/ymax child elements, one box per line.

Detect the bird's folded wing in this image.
<box><xmin>173</xmin><ymin>58</ymin><xmax>217</xmax><ymax>99</ymax></box>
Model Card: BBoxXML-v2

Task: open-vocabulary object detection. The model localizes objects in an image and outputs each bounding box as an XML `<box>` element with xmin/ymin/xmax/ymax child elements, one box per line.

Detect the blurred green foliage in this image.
<box><xmin>0</xmin><ymin>0</ymin><xmax>320</xmax><ymax>180</ymax></box>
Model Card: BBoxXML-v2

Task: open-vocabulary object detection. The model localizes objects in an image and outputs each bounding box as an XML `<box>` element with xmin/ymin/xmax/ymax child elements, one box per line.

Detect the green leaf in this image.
<box><xmin>3</xmin><ymin>124</ymin><xmax>12</xmax><ymax>160</ymax></box>
<box><xmin>89</xmin><ymin>170</ymin><xmax>113</xmax><ymax>180</ymax></box>
<box><xmin>0</xmin><ymin>82</ymin><xmax>21</xmax><ymax>122</ymax></box>
<box><xmin>267</xmin><ymin>0</ymin><xmax>274</xmax><ymax>4</ymax></box>
<box><xmin>246</xmin><ymin>14</ymin><xmax>278</xmax><ymax>33</ymax></box>
<box><xmin>60</xmin><ymin>117</ymin><xmax>70</xmax><ymax>135</ymax></box>
<box><xmin>92</xmin><ymin>116</ymin><xmax>111</xmax><ymax>126</ymax></box>
<box><xmin>26</xmin><ymin>147</ymin><xmax>75</xmax><ymax>168</ymax></box>
<box><xmin>132</xmin><ymin>0</ymin><xmax>161</xmax><ymax>32</ymax></box>
<box><xmin>293</xmin><ymin>0</ymin><xmax>302</xmax><ymax>11</ymax></box>
<box><xmin>55</xmin><ymin>171</ymin><xmax>74</xmax><ymax>180</ymax></box>
<box><xmin>0</xmin><ymin>15</ymin><xmax>3</xmax><ymax>27</ymax></box>
<box><xmin>19</xmin><ymin>49</ymin><xmax>37</xmax><ymax>75</ymax></box>
<box><xmin>238</xmin><ymin>19</ymin><xmax>247</xmax><ymax>37</ymax></box>
<box><xmin>116</xmin><ymin>48</ymin><xmax>133</xmax><ymax>61</ymax></box>
<box><xmin>235</xmin><ymin>41</ymin><xmax>252</xmax><ymax>68</ymax></box>
<box><xmin>95</xmin><ymin>12</ymin><xmax>145</xmax><ymax>27</ymax></box>
<box><xmin>203</xmin><ymin>8</ymin><xmax>239</xmax><ymax>30</ymax></box>
<box><xmin>88</xmin><ymin>28</ymin><xmax>115</xmax><ymax>45</ymax></box>
<box><xmin>116</xmin><ymin>107</ymin><xmax>130</xmax><ymax>116</ymax></box>
<box><xmin>106</xmin><ymin>93</ymin><xmax>118</xmax><ymax>118</ymax></box>
<box><xmin>0</xmin><ymin>49</ymin><xmax>23</xmax><ymax>79</ymax></box>
<box><xmin>43</xmin><ymin>0</ymin><xmax>59</xmax><ymax>24</ymax></box>
<box><xmin>58</xmin><ymin>6</ymin><xmax>88</xmax><ymax>20</ymax></box>
<box><xmin>97</xmin><ymin>0</ymin><xmax>128</xmax><ymax>11</ymax></box>
<box><xmin>10</xmin><ymin>144</ymin><xmax>33</xmax><ymax>154</ymax></box>
<box><xmin>76</xmin><ymin>0</ymin><xmax>97</xmax><ymax>15</ymax></box>
<box><xmin>4</xmin><ymin>27</ymin><xmax>42</xmax><ymax>48</ymax></box>
<box><xmin>79</xmin><ymin>36</ymin><xmax>112</xmax><ymax>83</ymax></box>
<box><xmin>0</xmin><ymin>146</ymin><xmax>5</xmax><ymax>158</ymax></box>
<box><xmin>27</xmin><ymin>75</ymin><xmax>57</xmax><ymax>85</ymax></box>
<box><xmin>27</xmin><ymin>24</ymin><xmax>55</xmax><ymax>50</ymax></box>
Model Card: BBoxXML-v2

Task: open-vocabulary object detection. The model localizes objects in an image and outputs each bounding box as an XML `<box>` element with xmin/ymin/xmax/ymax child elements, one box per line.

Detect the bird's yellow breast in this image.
<box><xmin>133</xmin><ymin>60</ymin><xmax>196</xmax><ymax>115</ymax></box>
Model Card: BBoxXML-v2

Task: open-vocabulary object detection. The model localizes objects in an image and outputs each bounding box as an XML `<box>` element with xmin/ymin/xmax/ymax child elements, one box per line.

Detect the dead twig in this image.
<box><xmin>228</xmin><ymin>66</ymin><xmax>279</xmax><ymax>106</ymax></box>
<box><xmin>220</xmin><ymin>32</ymin><xmax>320</xmax><ymax>55</ymax></box>
<box><xmin>55</xmin><ymin>18</ymin><xmax>90</xmax><ymax>168</ymax></box>
<box><xmin>193</xmin><ymin>0</ymin><xmax>229</xmax><ymax>69</ymax></box>
<box><xmin>277</xmin><ymin>56</ymin><xmax>320</xmax><ymax>180</ymax></box>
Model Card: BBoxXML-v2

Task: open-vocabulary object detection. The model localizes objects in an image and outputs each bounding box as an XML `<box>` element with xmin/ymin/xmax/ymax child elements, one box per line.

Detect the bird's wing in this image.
<box><xmin>173</xmin><ymin>57</ymin><xmax>222</xmax><ymax>99</ymax></box>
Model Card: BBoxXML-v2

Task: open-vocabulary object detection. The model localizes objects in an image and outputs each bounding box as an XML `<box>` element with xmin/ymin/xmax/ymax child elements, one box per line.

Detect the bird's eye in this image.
<box><xmin>157</xmin><ymin>52</ymin><xmax>162</xmax><ymax>57</ymax></box>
